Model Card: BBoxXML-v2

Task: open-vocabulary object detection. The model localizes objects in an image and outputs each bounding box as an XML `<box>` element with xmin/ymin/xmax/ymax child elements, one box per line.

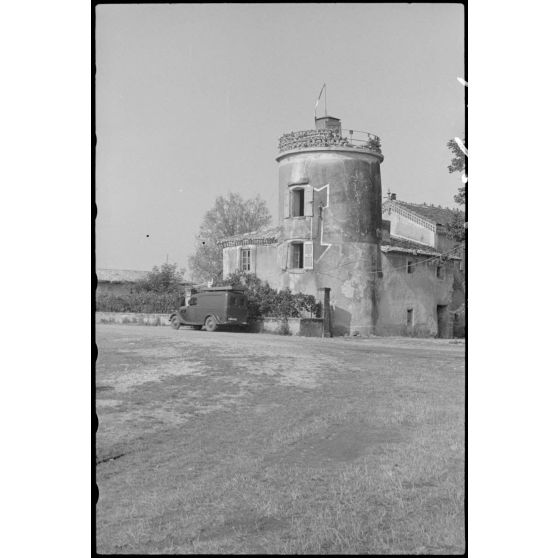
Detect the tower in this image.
<box><xmin>276</xmin><ymin>116</ymin><xmax>384</xmax><ymax>335</ymax></box>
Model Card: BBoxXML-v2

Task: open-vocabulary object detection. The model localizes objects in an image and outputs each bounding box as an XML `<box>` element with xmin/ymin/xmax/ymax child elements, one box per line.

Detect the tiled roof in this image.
<box><xmin>381</xmin><ymin>236</ymin><xmax>462</xmax><ymax>259</ymax></box>
<box><xmin>391</xmin><ymin>200</ymin><xmax>464</xmax><ymax>226</ymax></box>
<box><xmin>217</xmin><ymin>225</ymin><xmax>281</xmax><ymax>248</ymax></box>
<box><xmin>96</xmin><ymin>269</ymin><xmax>150</xmax><ymax>283</ymax></box>
<box><xmin>97</xmin><ymin>268</ymin><xmax>191</xmax><ymax>284</ymax></box>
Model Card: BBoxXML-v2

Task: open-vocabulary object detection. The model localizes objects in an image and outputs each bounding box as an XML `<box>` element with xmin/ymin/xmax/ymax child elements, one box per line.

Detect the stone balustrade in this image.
<box><xmin>278</xmin><ymin>129</ymin><xmax>382</xmax><ymax>155</ymax></box>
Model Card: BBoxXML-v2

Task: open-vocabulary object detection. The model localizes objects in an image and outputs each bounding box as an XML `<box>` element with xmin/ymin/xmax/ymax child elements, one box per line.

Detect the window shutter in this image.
<box><xmin>236</xmin><ymin>246</ymin><xmax>241</xmax><ymax>271</ymax></box>
<box><xmin>283</xmin><ymin>190</ymin><xmax>290</xmax><ymax>219</ymax></box>
<box><xmin>304</xmin><ymin>186</ymin><xmax>314</xmax><ymax>216</ymax></box>
<box><xmin>251</xmin><ymin>246</ymin><xmax>256</xmax><ymax>273</ymax></box>
<box><xmin>303</xmin><ymin>241</ymin><xmax>314</xmax><ymax>269</ymax></box>
<box><xmin>279</xmin><ymin>242</ymin><xmax>289</xmax><ymax>270</ymax></box>
<box><xmin>277</xmin><ymin>243</ymin><xmax>285</xmax><ymax>270</ymax></box>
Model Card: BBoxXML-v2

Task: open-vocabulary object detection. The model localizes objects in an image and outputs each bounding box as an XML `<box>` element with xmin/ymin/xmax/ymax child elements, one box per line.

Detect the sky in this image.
<box><xmin>96</xmin><ymin>3</ymin><xmax>465</xmax><ymax>273</ymax></box>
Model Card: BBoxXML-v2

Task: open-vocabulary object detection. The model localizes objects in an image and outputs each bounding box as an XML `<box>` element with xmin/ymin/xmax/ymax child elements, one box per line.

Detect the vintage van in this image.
<box><xmin>169</xmin><ymin>286</ymin><xmax>249</xmax><ymax>332</ymax></box>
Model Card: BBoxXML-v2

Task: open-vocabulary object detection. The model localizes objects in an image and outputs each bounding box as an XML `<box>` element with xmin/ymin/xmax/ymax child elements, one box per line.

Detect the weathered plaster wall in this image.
<box><xmin>376</xmin><ymin>253</ymin><xmax>455</xmax><ymax>337</ymax></box>
<box><xmin>435</xmin><ymin>231</ymin><xmax>460</xmax><ymax>254</ymax></box>
<box><xmin>274</xmin><ymin>148</ymin><xmax>384</xmax><ymax>336</ymax></box>
<box><xmin>382</xmin><ymin>210</ymin><xmax>435</xmax><ymax>247</ymax></box>
<box><xmin>223</xmin><ymin>244</ymin><xmax>279</xmax><ymax>285</ymax></box>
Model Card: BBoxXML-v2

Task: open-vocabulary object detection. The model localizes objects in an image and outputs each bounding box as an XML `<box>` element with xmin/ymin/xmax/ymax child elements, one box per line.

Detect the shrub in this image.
<box><xmin>214</xmin><ymin>272</ymin><xmax>322</xmax><ymax>320</ymax></box>
<box><xmin>96</xmin><ymin>291</ymin><xmax>182</xmax><ymax>313</ymax></box>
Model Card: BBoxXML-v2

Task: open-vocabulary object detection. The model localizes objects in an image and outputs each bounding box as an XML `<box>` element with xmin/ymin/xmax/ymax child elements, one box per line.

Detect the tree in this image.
<box><xmin>137</xmin><ymin>262</ymin><xmax>185</xmax><ymax>294</ymax></box>
<box><xmin>188</xmin><ymin>193</ymin><xmax>272</xmax><ymax>282</ymax></box>
<box><xmin>446</xmin><ymin>211</ymin><xmax>466</xmax><ymax>242</ymax></box>
<box><xmin>447</xmin><ymin>138</ymin><xmax>466</xmax><ymax>206</ymax></box>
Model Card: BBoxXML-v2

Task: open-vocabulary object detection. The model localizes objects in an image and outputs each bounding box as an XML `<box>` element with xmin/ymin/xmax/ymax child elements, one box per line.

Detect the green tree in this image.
<box><xmin>447</xmin><ymin>138</ymin><xmax>466</xmax><ymax>206</ymax></box>
<box><xmin>188</xmin><ymin>193</ymin><xmax>272</xmax><ymax>282</ymax></box>
<box><xmin>137</xmin><ymin>262</ymin><xmax>185</xmax><ymax>294</ymax></box>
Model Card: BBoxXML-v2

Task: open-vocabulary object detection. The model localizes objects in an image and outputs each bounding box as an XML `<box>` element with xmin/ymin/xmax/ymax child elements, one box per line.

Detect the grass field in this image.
<box><xmin>96</xmin><ymin>324</ymin><xmax>465</xmax><ymax>554</ymax></box>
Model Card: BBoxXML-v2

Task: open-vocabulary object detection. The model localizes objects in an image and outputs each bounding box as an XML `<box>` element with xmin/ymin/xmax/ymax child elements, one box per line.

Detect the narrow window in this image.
<box><xmin>241</xmin><ymin>248</ymin><xmax>251</xmax><ymax>271</ymax></box>
<box><xmin>407</xmin><ymin>259</ymin><xmax>414</xmax><ymax>274</ymax></box>
<box><xmin>407</xmin><ymin>308</ymin><xmax>414</xmax><ymax>327</ymax></box>
<box><xmin>436</xmin><ymin>265</ymin><xmax>444</xmax><ymax>279</ymax></box>
<box><xmin>291</xmin><ymin>242</ymin><xmax>304</xmax><ymax>268</ymax></box>
<box><xmin>292</xmin><ymin>188</ymin><xmax>305</xmax><ymax>217</ymax></box>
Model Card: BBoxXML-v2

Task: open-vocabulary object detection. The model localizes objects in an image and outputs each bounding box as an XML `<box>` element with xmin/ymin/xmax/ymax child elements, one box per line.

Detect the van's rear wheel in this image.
<box><xmin>204</xmin><ymin>316</ymin><xmax>217</xmax><ymax>332</ymax></box>
<box><xmin>170</xmin><ymin>316</ymin><xmax>181</xmax><ymax>330</ymax></box>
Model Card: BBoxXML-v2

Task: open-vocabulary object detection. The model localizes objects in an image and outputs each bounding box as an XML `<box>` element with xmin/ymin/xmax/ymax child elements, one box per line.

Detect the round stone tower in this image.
<box><xmin>276</xmin><ymin>116</ymin><xmax>384</xmax><ymax>336</ymax></box>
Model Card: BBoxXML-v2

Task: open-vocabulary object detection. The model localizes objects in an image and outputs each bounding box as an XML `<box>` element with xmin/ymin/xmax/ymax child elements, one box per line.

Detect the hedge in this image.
<box><xmin>96</xmin><ymin>291</ymin><xmax>183</xmax><ymax>313</ymax></box>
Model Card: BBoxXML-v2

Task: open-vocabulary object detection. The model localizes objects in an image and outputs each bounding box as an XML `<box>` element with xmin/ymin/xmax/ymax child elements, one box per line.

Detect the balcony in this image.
<box><xmin>278</xmin><ymin>128</ymin><xmax>382</xmax><ymax>156</ymax></box>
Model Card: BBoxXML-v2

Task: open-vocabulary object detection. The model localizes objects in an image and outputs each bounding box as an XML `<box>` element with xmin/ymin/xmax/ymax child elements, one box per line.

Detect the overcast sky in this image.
<box><xmin>96</xmin><ymin>3</ymin><xmax>464</xmax><ymax>273</ymax></box>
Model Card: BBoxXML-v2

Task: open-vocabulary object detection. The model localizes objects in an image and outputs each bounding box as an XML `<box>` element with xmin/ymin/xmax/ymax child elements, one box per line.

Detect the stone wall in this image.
<box><xmin>95</xmin><ymin>313</ymin><xmax>325</xmax><ymax>337</ymax></box>
<box><xmin>248</xmin><ymin>317</ymin><xmax>324</xmax><ymax>337</ymax></box>
<box><xmin>96</xmin><ymin>312</ymin><xmax>170</xmax><ymax>326</ymax></box>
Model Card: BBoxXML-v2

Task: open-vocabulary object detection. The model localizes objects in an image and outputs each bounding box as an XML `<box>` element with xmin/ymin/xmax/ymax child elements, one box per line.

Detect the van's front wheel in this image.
<box><xmin>170</xmin><ymin>315</ymin><xmax>181</xmax><ymax>330</ymax></box>
<box><xmin>204</xmin><ymin>316</ymin><xmax>217</xmax><ymax>332</ymax></box>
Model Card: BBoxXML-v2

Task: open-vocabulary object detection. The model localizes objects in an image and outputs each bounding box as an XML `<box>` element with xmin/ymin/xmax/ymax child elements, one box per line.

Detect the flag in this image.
<box><xmin>314</xmin><ymin>83</ymin><xmax>326</xmax><ymax>115</ymax></box>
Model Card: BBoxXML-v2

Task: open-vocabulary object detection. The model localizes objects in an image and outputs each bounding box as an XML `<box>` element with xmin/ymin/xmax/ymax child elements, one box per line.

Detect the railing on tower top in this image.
<box><xmin>278</xmin><ymin>128</ymin><xmax>382</xmax><ymax>155</ymax></box>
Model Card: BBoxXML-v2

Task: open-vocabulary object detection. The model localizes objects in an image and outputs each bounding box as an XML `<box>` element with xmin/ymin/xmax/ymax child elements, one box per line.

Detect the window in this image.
<box><xmin>241</xmin><ymin>248</ymin><xmax>251</xmax><ymax>271</ymax></box>
<box><xmin>291</xmin><ymin>242</ymin><xmax>304</xmax><ymax>268</ymax></box>
<box><xmin>284</xmin><ymin>185</ymin><xmax>313</xmax><ymax>218</ymax></box>
<box><xmin>436</xmin><ymin>265</ymin><xmax>444</xmax><ymax>279</ymax></box>
<box><xmin>407</xmin><ymin>308</ymin><xmax>414</xmax><ymax>327</ymax></box>
<box><xmin>407</xmin><ymin>259</ymin><xmax>414</xmax><ymax>274</ymax></box>
<box><xmin>292</xmin><ymin>188</ymin><xmax>305</xmax><ymax>217</ymax></box>
<box><xmin>189</xmin><ymin>297</ymin><xmax>197</xmax><ymax>306</ymax></box>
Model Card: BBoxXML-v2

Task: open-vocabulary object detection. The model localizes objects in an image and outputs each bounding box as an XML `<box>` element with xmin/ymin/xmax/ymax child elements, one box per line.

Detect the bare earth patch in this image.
<box><xmin>96</xmin><ymin>324</ymin><xmax>465</xmax><ymax>554</ymax></box>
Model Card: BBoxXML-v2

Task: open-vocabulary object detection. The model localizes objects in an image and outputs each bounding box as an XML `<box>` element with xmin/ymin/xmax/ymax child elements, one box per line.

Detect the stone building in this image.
<box><xmin>219</xmin><ymin>115</ymin><xmax>464</xmax><ymax>337</ymax></box>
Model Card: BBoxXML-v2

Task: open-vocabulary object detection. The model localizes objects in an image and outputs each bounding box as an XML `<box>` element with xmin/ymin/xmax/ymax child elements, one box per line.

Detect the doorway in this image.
<box><xmin>437</xmin><ymin>305</ymin><xmax>449</xmax><ymax>338</ymax></box>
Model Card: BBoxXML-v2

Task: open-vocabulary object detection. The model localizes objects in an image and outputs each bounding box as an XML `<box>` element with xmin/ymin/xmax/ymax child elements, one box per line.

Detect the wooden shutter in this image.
<box><xmin>250</xmin><ymin>246</ymin><xmax>256</xmax><ymax>273</ymax></box>
<box><xmin>235</xmin><ymin>246</ymin><xmax>241</xmax><ymax>271</ymax></box>
<box><xmin>279</xmin><ymin>242</ymin><xmax>290</xmax><ymax>270</ymax></box>
<box><xmin>285</xmin><ymin>242</ymin><xmax>291</xmax><ymax>269</ymax></box>
<box><xmin>304</xmin><ymin>186</ymin><xmax>314</xmax><ymax>216</ymax></box>
<box><xmin>303</xmin><ymin>241</ymin><xmax>314</xmax><ymax>269</ymax></box>
<box><xmin>283</xmin><ymin>190</ymin><xmax>290</xmax><ymax>218</ymax></box>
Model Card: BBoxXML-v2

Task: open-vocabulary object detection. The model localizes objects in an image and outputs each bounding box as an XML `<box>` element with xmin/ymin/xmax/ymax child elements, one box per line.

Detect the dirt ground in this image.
<box><xmin>96</xmin><ymin>324</ymin><xmax>465</xmax><ymax>554</ymax></box>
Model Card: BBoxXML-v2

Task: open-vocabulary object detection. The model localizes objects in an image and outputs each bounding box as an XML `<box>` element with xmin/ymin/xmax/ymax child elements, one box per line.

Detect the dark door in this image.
<box><xmin>437</xmin><ymin>305</ymin><xmax>449</xmax><ymax>338</ymax></box>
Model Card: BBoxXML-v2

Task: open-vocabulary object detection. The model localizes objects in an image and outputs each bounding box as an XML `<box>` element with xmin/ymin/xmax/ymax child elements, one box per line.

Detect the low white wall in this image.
<box><xmin>96</xmin><ymin>312</ymin><xmax>324</xmax><ymax>336</ymax></box>
<box><xmin>96</xmin><ymin>312</ymin><xmax>170</xmax><ymax>326</ymax></box>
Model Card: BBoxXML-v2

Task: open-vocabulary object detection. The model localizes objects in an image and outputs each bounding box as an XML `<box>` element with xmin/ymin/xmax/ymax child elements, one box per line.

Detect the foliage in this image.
<box><xmin>446</xmin><ymin>138</ymin><xmax>466</xmax><ymax>206</ymax></box>
<box><xmin>214</xmin><ymin>271</ymin><xmax>322</xmax><ymax>320</ymax></box>
<box><xmin>188</xmin><ymin>193</ymin><xmax>272</xmax><ymax>283</ymax></box>
<box><xmin>446</xmin><ymin>139</ymin><xmax>465</xmax><ymax>174</ymax></box>
<box><xmin>446</xmin><ymin>211</ymin><xmax>466</xmax><ymax>242</ymax></box>
<box><xmin>136</xmin><ymin>262</ymin><xmax>185</xmax><ymax>294</ymax></box>
<box><xmin>96</xmin><ymin>291</ymin><xmax>183</xmax><ymax>313</ymax></box>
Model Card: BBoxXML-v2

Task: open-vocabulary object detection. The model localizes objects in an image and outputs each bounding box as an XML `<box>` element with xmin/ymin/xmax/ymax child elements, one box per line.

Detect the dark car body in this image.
<box><xmin>169</xmin><ymin>287</ymin><xmax>249</xmax><ymax>331</ymax></box>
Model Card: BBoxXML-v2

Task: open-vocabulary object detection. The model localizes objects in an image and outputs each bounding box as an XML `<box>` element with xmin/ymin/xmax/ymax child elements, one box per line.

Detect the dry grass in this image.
<box><xmin>96</xmin><ymin>325</ymin><xmax>465</xmax><ymax>554</ymax></box>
